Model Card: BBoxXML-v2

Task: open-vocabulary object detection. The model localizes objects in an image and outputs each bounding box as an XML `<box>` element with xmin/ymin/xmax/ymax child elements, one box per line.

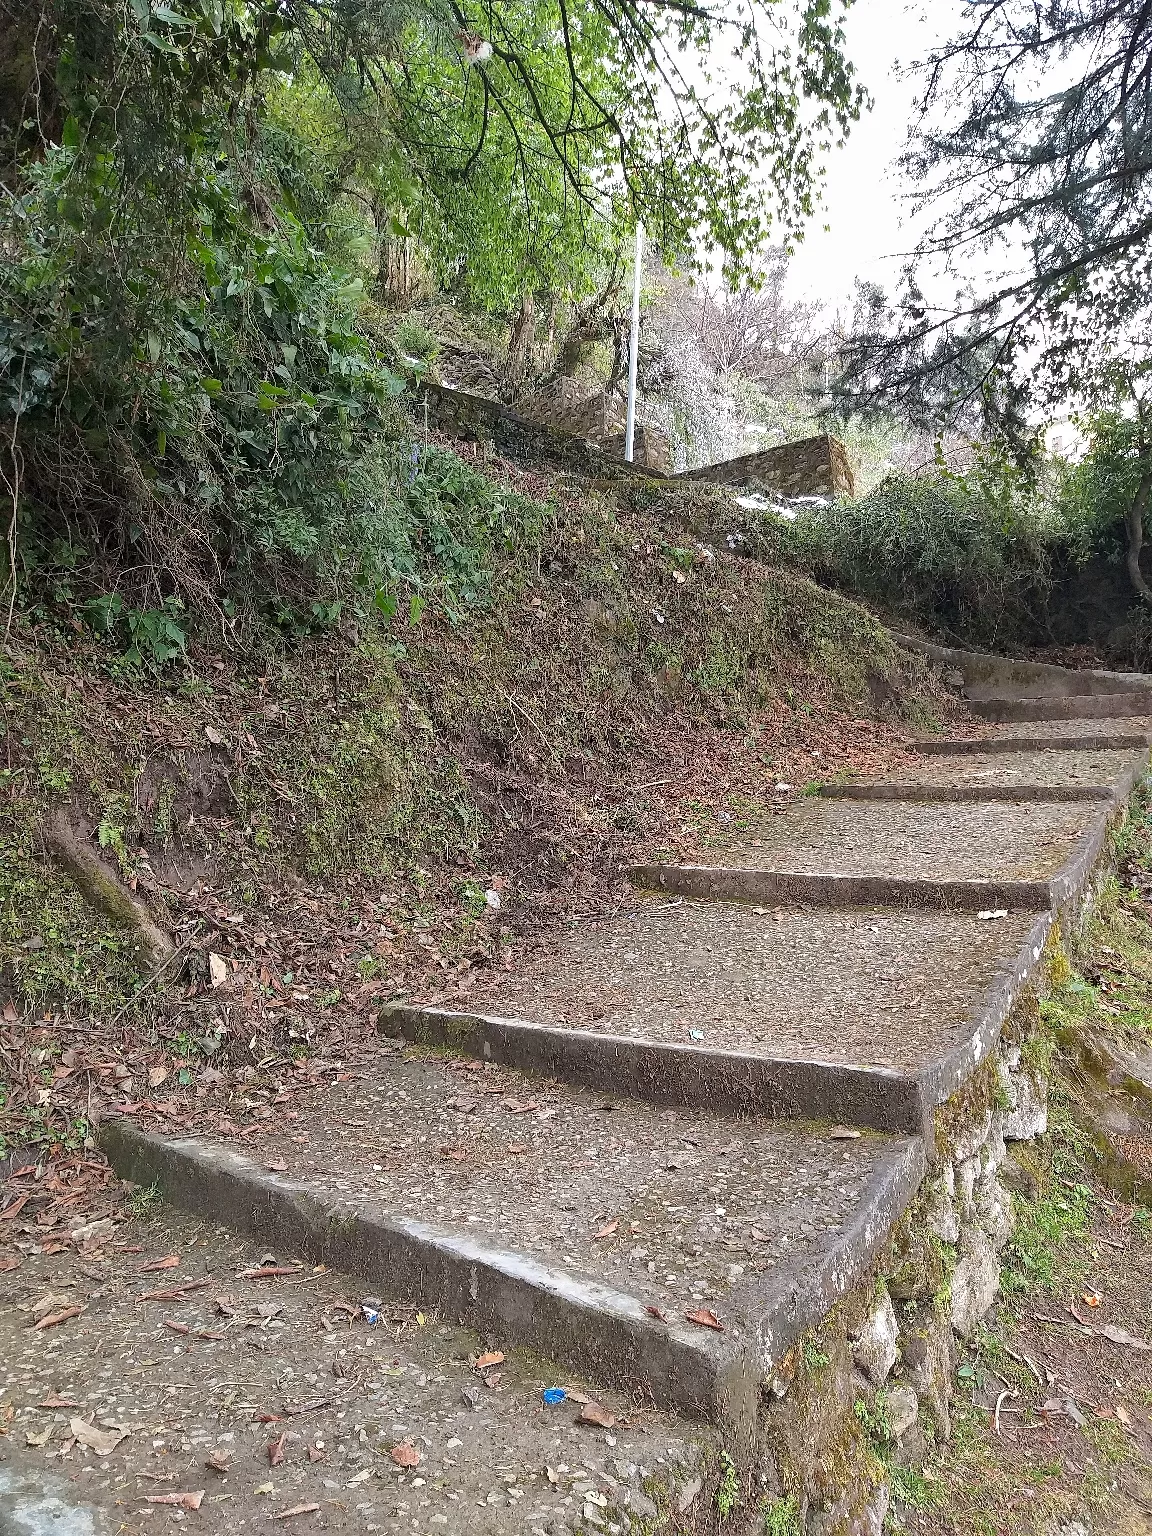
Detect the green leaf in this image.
<box><xmin>147</xmin><ymin>333</ymin><xmax>161</xmax><ymax>365</ymax></box>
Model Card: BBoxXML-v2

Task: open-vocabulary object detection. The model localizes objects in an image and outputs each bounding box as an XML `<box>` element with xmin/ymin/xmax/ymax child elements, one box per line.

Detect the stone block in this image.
<box><xmin>850</xmin><ymin>1293</ymin><xmax>899</xmax><ymax>1386</ymax></box>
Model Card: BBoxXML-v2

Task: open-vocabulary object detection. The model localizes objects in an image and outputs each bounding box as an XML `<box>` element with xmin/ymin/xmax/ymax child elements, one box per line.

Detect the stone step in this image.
<box><xmin>891</xmin><ymin>630</ymin><xmax>1152</xmax><ymax>698</ymax></box>
<box><xmin>914</xmin><ymin>728</ymin><xmax>1152</xmax><ymax>754</ymax></box>
<box><xmin>99</xmin><ymin>1059</ymin><xmax>926</xmax><ymax>1435</ymax></box>
<box><xmin>634</xmin><ymin>794</ymin><xmax>1105</xmax><ymax>916</ymax></box>
<box><xmin>388</xmin><ymin>897</ymin><xmax>1050</xmax><ymax>1129</ymax></box>
<box><xmin>824</xmin><ymin>746</ymin><xmax>1147</xmax><ymax>804</ymax></box>
<box><xmin>967</xmin><ymin>691</ymin><xmax>1152</xmax><ymax>722</ymax></box>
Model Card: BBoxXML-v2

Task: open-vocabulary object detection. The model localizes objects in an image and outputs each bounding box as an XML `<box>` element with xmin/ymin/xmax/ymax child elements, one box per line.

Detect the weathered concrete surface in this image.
<box><xmin>970</xmin><ymin>691</ymin><xmax>1152</xmax><ymax>722</ymax></box>
<box><xmin>826</xmin><ymin>745</ymin><xmax>1148</xmax><ymax>804</ymax></box>
<box><xmin>628</xmin><ymin>864</ymin><xmax>1055</xmax><ymax>911</ymax></box>
<box><xmin>913</xmin><ymin>728</ymin><xmax>1152</xmax><ymax>755</ymax></box>
<box><xmin>99</xmin><ymin>1095</ymin><xmax>925</xmax><ymax>1439</ymax></box>
<box><xmin>384</xmin><ymin>1001</ymin><xmax>930</xmax><ymax>1136</ymax></box>
<box><xmin>891</xmin><ymin>631</ymin><xmax>1152</xmax><ymax>698</ymax></box>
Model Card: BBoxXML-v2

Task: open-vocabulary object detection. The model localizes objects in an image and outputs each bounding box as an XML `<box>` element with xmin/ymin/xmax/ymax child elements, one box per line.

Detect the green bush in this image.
<box><xmin>775</xmin><ymin>448</ymin><xmax>1097</xmax><ymax>649</ymax></box>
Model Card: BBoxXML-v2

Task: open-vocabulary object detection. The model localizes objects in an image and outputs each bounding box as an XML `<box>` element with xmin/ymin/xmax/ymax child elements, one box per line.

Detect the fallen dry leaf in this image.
<box><xmin>594</xmin><ymin>1220</ymin><xmax>619</xmax><ymax>1240</ymax></box>
<box><xmin>266</xmin><ymin>1160</ymin><xmax>288</xmax><ymax>1172</ymax></box>
<box><xmin>563</xmin><ymin>1387</ymin><xmax>594</xmax><ymax>1405</ymax></box>
<box><xmin>31</xmin><ymin>1293</ymin><xmax>72</xmax><ymax>1321</ymax></box>
<box><xmin>139</xmin><ymin>1255</ymin><xmax>181</xmax><ymax>1273</ymax></box>
<box><xmin>70</xmin><ymin>1418</ymin><xmax>128</xmax><ymax>1456</ymax></box>
<box><xmin>164</xmin><ymin>1320</ymin><xmax>190</xmax><ymax>1336</ymax></box>
<box><xmin>1098</xmin><ymin>1323</ymin><xmax>1152</xmax><ymax>1351</ymax></box>
<box><xmin>209</xmin><ymin>953</ymin><xmax>228</xmax><ymax>988</ymax></box>
<box><xmin>577</xmin><ymin>1402</ymin><xmax>617</xmax><ymax>1429</ymax></box>
<box><xmin>33</xmin><ymin>1306</ymin><xmax>83</xmax><ymax>1331</ymax></box>
<box><xmin>645</xmin><ymin>1305</ymin><xmax>668</xmax><ymax>1321</ymax></box>
<box><xmin>275</xmin><ymin>1504</ymin><xmax>321</xmax><ymax>1520</ymax></box>
<box><xmin>0</xmin><ymin>1256</ymin><xmax>22</xmax><ymax>1273</ymax></box>
<box><xmin>145</xmin><ymin>1491</ymin><xmax>204</xmax><ymax>1510</ymax></box>
<box><xmin>268</xmin><ymin>1432</ymin><xmax>286</xmax><ymax>1467</ymax></box>
<box><xmin>38</xmin><ymin>1397</ymin><xmax>80</xmax><ymax>1410</ymax></box>
<box><xmin>1116</xmin><ymin>1403</ymin><xmax>1133</xmax><ymax>1429</ymax></box>
<box><xmin>684</xmin><ymin>1308</ymin><xmax>725</xmax><ymax>1331</ymax></box>
<box><xmin>475</xmin><ymin>1351</ymin><xmax>505</xmax><ymax>1370</ymax></box>
<box><xmin>205</xmin><ymin>1450</ymin><xmax>231</xmax><ymax>1473</ymax></box>
<box><xmin>390</xmin><ymin>1442</ymin><xmax>420</xmax><ymax>1468</ymax></box>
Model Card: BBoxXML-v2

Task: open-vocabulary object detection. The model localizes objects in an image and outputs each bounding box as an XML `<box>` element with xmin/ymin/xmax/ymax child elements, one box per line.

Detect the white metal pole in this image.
<box><xmin>624</xmin><ymin>222</ymin><xmax>644</xmax><ymax>463</ymax></box>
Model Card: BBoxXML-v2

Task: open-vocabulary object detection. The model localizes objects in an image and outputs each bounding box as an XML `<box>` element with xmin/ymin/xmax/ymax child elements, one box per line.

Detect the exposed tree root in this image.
<box><xmin>43</xmin><ymin>809</ymin><xmax>176</xmax><ymax>976</ymax></box>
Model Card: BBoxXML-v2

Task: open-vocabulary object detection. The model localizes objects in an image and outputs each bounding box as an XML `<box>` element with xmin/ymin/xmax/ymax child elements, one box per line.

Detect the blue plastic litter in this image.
<box><xmin>362</xmin><ymin>1306</ymin><xmax>380</xmax><ymax>1325</ymax></box>
<box><xmin>542</xmin><ymin>1388</ymin><xmax>567</xmax><ymax>1406</ymax></box>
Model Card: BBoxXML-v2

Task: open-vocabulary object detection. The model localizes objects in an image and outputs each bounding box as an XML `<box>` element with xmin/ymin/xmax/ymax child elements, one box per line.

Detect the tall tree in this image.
<box><xmin>841</xmin><ymin>0</ymin><xmax>1152</xmax><ymax>430</ymax></box>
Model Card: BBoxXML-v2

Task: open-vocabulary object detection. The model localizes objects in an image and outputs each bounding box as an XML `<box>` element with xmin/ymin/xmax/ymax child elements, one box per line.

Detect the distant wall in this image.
<box><xmin>680</xmin><ymin>434</ymin><xmax>856</xmax><ymax>498</ymax></box>
<box><xmin>419</xmin><ymin>383</ymin><xmax>852</xmax><ymax>495</ymax></box>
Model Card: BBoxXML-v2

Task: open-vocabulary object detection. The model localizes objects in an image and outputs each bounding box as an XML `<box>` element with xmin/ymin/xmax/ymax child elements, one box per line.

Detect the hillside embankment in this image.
<box><xmin>0</xmin><ymin>445</ymin><xmax>955</xmax><ymax>1165</ymax></box>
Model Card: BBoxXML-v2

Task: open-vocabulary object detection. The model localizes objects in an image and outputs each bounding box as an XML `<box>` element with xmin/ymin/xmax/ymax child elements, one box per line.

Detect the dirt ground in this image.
<box><xmin>0</xmin><ymin>1207</ymin><xmax>710</xmax><ymax>1535</ymax></box>
<box><xmin>902</xmin><ymin>1185</ymin><xmax>1152</xmax><ymax>1536</ymax></box>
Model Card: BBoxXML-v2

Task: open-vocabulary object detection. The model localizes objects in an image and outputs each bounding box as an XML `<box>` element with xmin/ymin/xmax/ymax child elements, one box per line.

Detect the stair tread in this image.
<box><xmin>144</xmin><ymin>1054</ymin><xmax>917</xmax><ymax>1346</ymax></box>
<box><xmin>680</xmin><ymin>796</ymin><xmax>1097</xmax><ymax>883</ymax></box>
<box><xmin>462</xmin><ymin>897</ymin><xmax>1038</xmax><ymax>1077</ymax></box>
<box><xmin>849</xmin><ymin>746</ymin><xmax>1143</xmax><ymax>791</ymax></box>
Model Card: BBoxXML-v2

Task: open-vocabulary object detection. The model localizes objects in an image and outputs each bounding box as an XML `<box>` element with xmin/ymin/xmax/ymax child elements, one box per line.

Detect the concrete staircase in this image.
<box><xmin>100</xmin><ymin>641</ymin><xmax>1152</xmax><ymax>1471</ymax></box>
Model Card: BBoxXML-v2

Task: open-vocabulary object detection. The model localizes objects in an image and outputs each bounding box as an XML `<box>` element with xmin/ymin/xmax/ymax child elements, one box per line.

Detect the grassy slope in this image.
<box><xmin>895</xmin><ymin>812</ymin><xmax>1152</xmax><ymax>1536</ymax></box>
<box><xmin>0</xmin><ymin>446</ymin><xmax>955</xmax><ymax>1157</ymax></box>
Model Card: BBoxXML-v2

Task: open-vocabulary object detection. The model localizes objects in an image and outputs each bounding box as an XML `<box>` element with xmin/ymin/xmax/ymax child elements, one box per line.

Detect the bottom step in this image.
<box><xmin>99</xmin><ymin>1052</ymin><xmax>924</xmax><ymax>1437</ymax></box>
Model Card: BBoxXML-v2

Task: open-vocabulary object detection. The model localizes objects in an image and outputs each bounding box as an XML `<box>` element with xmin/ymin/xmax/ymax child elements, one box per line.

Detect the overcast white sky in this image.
<box><xmin>784</xmin><ymin>0</ymin><xmax>966</xmax><ymax>309</ymax></box>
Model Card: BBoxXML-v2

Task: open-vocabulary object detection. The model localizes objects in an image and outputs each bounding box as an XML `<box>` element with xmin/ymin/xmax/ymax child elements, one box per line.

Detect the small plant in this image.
<box><xmin>853</xmin><ymin>1394</ymin><xmax>891</xmax><ymax>1447</ymax></box>
<box><xmin>802</xmin><ymin>1337</ymin><xmax>830</xmax><ymax>1372</ymax></box>
<box><xmin>126</xmin><ymin>1182</ymin><xmax>163</xmax><ymax>1219</ymax></box>
<box><xmin>715</xmin><ymin>1450</ymin><xmax>740</xmax><ymax>1519</ymax></box>
<box><xmin>762</xmin><ymin>1494</ymin><xmax>800</xmax><ymax>1536</ymax></box>
<box><xmin>393</xmin><ymin>315</ymin><xmax>441</xmax><ymax>366</ymax></box>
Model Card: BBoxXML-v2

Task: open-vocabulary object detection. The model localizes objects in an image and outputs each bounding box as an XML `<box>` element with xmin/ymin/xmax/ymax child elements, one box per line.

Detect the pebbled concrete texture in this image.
<box><xmin>912</xmin><ymin>728</ymin><xmax>1152</xmax><ymax>754</ymax></box>
<box><xmin>0</xmin><ymin>1468</ymin><xmax>105</xmax><ymax>1536</ymax></box>
<box><xmin>457</xmin><ymin>898</ymin><xmax>1038</xmax><ymax>1079</ymax></box>
<box><xmin>828</xmin><ymin>746</ymin><xmax>1147</xmax><ymax>799</ymax></box>
<box><xmin>99</xmin><ymin>1086</ymin><xmax>925</xmax><ymax>1437</ymax></box>
<box><xmin>970</xmin><ymin>691</ymin><xmax>1152</xmax><ymax>722</ymax></box>
<box><xmin>678</xmin><ymin>796</ymin><xmax>1099</xmax><ymax>883</ymax></box>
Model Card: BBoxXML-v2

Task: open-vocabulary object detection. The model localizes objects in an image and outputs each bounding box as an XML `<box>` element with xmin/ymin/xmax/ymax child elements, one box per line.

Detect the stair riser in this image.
<box><xmin>821</xmin><ymin>784</ymin><xmax>1112</xmax><ymax>803</ymax></box>
<box><xmin>382</xmin><ymin>1004</ymin><xmax>930</xmax><ymax>1138</ymax></box>
<box><xmin>914</xmin><ymin>735</ymin><xmax>1152</xmax><ymax>754</ymax></box>
<box><xmin>627</xmin><ymin>864</ymin><xmax>1053</xmax><ymax>912</ymax></box>
<box><xmin>969</xmin><ymin>694</ymin><xmax>1152</xmax><ymax>722</ymax></box>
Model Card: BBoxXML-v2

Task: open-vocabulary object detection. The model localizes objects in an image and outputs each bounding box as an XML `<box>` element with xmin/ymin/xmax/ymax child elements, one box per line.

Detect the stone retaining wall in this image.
<box><xmin>679</xmin><ymin>434</ymin><xmax>856</xmax><ymax>498</ymax></box>
<box><xmin>758</xmin><ymin>980</ymin><xmax>1052</xmax><ymax>1534</ymax></box>
<box><xmin>419</xmin><ymin>382</ymin><xmax>851</xmax><ymax>494</ymax></box>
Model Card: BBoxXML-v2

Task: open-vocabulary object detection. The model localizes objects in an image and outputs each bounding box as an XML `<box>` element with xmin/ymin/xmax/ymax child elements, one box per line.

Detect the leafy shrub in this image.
<box><xmin>775</xmin><ymin>449</ymin><xmax>1094</xmax><ymax>649</ymax></box>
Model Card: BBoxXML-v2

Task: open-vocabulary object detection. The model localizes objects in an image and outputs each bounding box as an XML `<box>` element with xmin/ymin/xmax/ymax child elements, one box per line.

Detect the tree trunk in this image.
<box><xmin>506</xmin><ymin>294</ymin><xmax>536</xmax><ymax>394</ymax></box>
<box><xmin>1125</xmin><ymin>471</ymin><xmax>1152</xmax><ymax>605</ymax></box>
